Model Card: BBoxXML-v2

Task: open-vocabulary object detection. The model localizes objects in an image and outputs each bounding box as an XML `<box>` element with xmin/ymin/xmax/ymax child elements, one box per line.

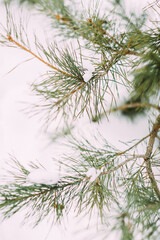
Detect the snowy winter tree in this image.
<box><xmin>0</xmin><ymin>0</ymin><xmax>160</xmax><ymax>239</ymax></box>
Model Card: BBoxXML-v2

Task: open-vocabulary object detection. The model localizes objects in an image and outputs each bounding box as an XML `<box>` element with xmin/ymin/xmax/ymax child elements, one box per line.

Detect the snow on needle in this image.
<box><xmin>86</xmin><ymin>167</ymin><xmax>102</xmax><ymax>183</ymax></box>
<box><xmin>27</xmin><ymin>169</ymin><xmax>60</xmax><ymax>185</ymax></box>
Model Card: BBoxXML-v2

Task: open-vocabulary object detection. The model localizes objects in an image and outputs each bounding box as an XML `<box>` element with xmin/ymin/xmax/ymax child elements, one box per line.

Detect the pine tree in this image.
<box><xmin>0</xmin><ymin>0</ymin><xmax>160</xmax><ymax>239</ymax></box>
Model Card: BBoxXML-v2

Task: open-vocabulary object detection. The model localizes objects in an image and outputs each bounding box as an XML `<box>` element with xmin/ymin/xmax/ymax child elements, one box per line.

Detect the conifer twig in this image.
<box><xmin>95</xmin><ymin>102</ymin><xmax>160</xmax><ymax>122</ymax></box>
<box><xmin>53</xmin><ymin>82</ymin><xmax>86</xmax><ymax>106</ymax></box>
<box><xmin>87</xmin><ymin>18</ymin><xmax>123</xmax><ymax>47</ymax></box>
<box><xmin>112</xmin><ymin>102</ymin><xmax>160</xmax><ymax>112</ymax></box>
<box><xmin>102</xmin><ymin>155</ymin><xmax>145</xmax><ymax>176</ymax></box>
<box><xmin>144</xmin><ymin>114</ymin><xmax>160</xmax><ymax>200</ymax></box>
<box><xmin>118</xmin><ymin>134</ymin><xmax>151</xmax><ymax>155</ymax></box>
<box><xmin>6</xmin><ymin>34</ymin><xmax>81</xmax><ymax>80</ymax></box>
<box><xmin>99</xmin><ymin>48</ymin><xmax>140</xmax><ymax>79</ymax></box>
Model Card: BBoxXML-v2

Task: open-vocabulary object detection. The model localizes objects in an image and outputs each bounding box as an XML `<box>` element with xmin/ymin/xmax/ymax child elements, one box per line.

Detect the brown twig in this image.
<box><xmin>99</xmin><ymin>47</ymin><xmax>140</xmax><ymax>79</ymax></box>
<box><xmin>55</xmin><ymin>14</ymin><xmax>73</xmax><ymax>28</ymax></box>
<box><xmin>88</xmin><ymin>18</ymin><xmax>106</xmax><ymax>35</ymax></box>
<box><xmin>6</xmin><ymin>35</ymin><xmax>80</xmax><ymax>79</ymax></box>
<box><xmin>87</xmin><ymin>18</ymin><xmax>123</xmax><ymax>48</ymax></box>
<box><xmin>53</xmin><ymin>82</ymin><xmax>86</xmax><ymax>107</ymax></box>
<box><xmin>98</xmin><ymin>102</ymin><xmax>160</xmax><ymax>120</ymax></box>
<box><xmin>144</xmin><ymin>114</ymin><xmax>160</xmax><ymax>200</ymax></box>
<box><xmin>112</xmin><ymin>102</ymin><xmax>160</xmax><ymax>112</ymax></box>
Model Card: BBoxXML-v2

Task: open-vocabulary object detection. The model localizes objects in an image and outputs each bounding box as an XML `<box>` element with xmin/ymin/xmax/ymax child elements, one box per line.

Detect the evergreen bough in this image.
<box><xmin>0</xmin><ymin>0</ymin><xmax>160</xmax><ymax>239</ymax></box>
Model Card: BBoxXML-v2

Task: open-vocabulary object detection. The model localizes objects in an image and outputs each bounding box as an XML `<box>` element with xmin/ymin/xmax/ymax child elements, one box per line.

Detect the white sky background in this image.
<box><xmin>0</xmin><ymin>0</ymin><xmax>155</xmax><ymax>239</ymax></box>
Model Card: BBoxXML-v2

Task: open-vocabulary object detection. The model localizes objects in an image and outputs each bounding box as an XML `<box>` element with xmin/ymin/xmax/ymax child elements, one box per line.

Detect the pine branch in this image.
<box><xmin>112</xmin><ymin>102</ymin><xmax>160</xmax><ymax>112</ymax></box>
<box><xmin>6</xmin><ymin>34</ymin><xmax>82</xmax><ymax>79</ymax></box>
<box><xmin>0</xmin><ymin>138</ymin><xmax>146</xmax><ymax>225</ymax></box>
<box><xmin>87</xmin><ymin>17</ymin><xmax>123</xmax><ymax>48</ymax></box>
<box><xmin>53</xmin><ymin>81</ymin><xmax>86</xmax><ymax>106</ymax></box>
<box><xmin>102</xmin><ymin>155</ymin><xmax>145</xmax><ymax>177</ymax></box>
<box><xmin>0</xmin><ymin>1</ymin><xmax>160</xmax><ymax>238</ymax></box>
<box><xmin>144</xmin><ymin>114</ymin><xmax>160</xmax><ymax>200</ymax></box>
<box><xmin>92</xmin><ymin>102</ymin><xmax>160</xmax><ymax>122</ymax></box>
<box><xmin>34</xmin><ymin>0</ymin><xmax>142</xmax><ymax>59</ymax></box>
<box><xmin>118</xmin><ymin>134</ymin><xmax>151</xmax><ymax>155</ymax></box>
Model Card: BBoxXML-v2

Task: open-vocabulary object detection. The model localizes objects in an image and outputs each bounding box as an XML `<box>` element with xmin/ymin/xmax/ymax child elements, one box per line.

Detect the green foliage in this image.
<box><xmin>132</xmin><ymin>32</ymin><xmax>160</xmax><ymax>100</ymax></box>
<box><xmin>121</xmin><ymin>96</ymin><xmax>145</xmax><ymax>118</ymax></box>
<box><xmin>19</xmin><ymin>0</ymin><xmax>37</xmax><ymax>4</ymax></box>
<box><xmin>125</xmin><ymin>175</ymin><xmax>160</xmax><ymax>240</ymax></box>
<box><xmin>0</xmin><ymin>0</ymin><xmax>160</xmax><ymax>239</ymax></box>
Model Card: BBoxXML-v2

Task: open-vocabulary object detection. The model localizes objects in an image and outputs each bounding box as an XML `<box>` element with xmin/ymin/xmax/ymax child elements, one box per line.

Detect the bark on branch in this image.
<box><xmin>144</xmin><ymin>114</ymin><xmax>160</xmax><ymax>200</ymax></box>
